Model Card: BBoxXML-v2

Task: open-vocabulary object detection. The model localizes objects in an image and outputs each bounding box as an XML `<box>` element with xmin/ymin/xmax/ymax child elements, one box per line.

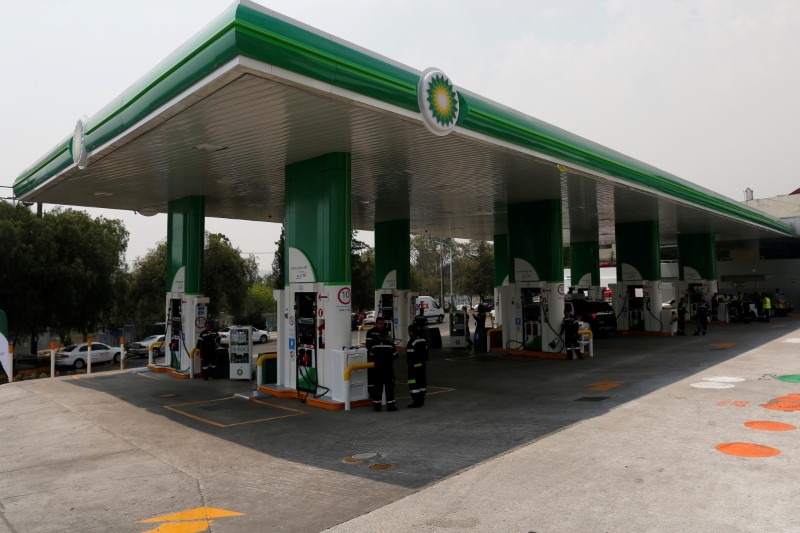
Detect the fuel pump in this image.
<box><xmin>295</xmin><ymin>292</ymin><xmax>318</xmax><ymax>395</ymax></box>
<box><xmin>627</xmin><ymin>285</ymin><xmax>645</xmax><ymax>331</ymax></box>
<box><xmin>166</xmin><ymin>297</ymin><xmax>182</xmax><ymax>368</ymax></box>
<box><xmin>521</xmin><ymin>287</ymin><xmax>542</xmax><ymax>351</ymax></box>
<box><xmin>379</xmin><ymin>292</ymin><xmax>394</xmax><ymax>339</ymax></box>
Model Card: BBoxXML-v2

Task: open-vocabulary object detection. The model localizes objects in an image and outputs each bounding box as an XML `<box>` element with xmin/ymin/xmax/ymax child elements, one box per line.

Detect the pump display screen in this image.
<box><xmin>634</xmin><ymin>287</ymin><xmax>645</xmax><ymax>298</ymax></box>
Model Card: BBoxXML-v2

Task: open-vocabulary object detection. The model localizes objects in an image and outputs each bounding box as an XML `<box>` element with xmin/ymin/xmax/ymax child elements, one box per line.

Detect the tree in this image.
<box><xmin>234</xmin><ymin>283</ymin><xmax>276</xmax><ymax>327</ymax></box>
<box><xmin>268</xmin><ymin>225</ymin><xmax>285</xmax><ymax>289</ymax></box>
<box><xmin>0</xmin><ymin>202</ymin><xmax>53</xmax><ymax>347</ymax></box>
<box><xmin>128</xmin><ymin>241</ymin><xmax>168</xmax><ymax>335</ymax></box>
<box><xmin>458</xmin><ymin>240</ymin><xmax>494</xmax><ymax>303</ymax></box>
<box><xmin>351</xmin><ymin>231</ymin><xmax>374</xmax><ymax>313</ymax></box>
<box><xmin>203</xmin><ymin>233</ymin><xmax>259</xmax><ymax>321</ymax></box>
<box><xmin>45</xmin><ymin>208</ymin><xmax>129</xmax><ymax>342</ymax></box>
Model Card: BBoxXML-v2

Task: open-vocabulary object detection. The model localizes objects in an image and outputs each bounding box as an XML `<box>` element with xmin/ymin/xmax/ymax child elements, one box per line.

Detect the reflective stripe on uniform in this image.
<box><xmin>414</xmin><ymin>363</ymin><xmax>422</xmax><ymax>367</ymax></box>
<box><xmin>410</xmin><ymin>388</ymin><xmax>421</xmax><ymax>393</ymax></box>
<box><xmin>408</xmin><ymin>379</ymin><xmax>416</xmax><ymax>384</ymax></box>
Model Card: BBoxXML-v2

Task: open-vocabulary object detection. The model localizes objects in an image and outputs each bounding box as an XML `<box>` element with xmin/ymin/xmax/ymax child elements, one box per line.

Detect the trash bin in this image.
<box><xmin>260</xmin><ymin>354</ymin><xmax>277</xmax><ymax>384</ymax></box>
<box><xmin>488</xmin><ymin>328</ymin><xmax>502</xmax><ymax>349</ymax></box>
<box><xmin>424</xmin><ymin>327</ymin><xmax>442</xmax><ymax>349</ymax></box>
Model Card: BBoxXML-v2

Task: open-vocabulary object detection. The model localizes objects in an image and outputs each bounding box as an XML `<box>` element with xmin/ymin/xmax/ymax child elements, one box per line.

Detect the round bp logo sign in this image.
<box><xmin>418</xmin><ymin>68</ymin><xmax>459</xmax><ymax>136</ymax></box>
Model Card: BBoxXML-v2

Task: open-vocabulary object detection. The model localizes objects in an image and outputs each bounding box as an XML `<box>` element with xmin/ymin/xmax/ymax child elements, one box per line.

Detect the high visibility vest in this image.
<box><xmin>763</xmin><ymin>297</ymin><xmax>771</xmax><ymax>310</ymax></box>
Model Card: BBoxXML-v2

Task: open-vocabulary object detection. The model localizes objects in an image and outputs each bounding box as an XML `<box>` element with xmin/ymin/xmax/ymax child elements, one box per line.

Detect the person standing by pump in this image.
<box><xmin>473</xmin><ymin>303</ymin><xmax>487</xmax><ymax>351</ymax></box>
<box><xmin>366</xmin><ymin>316</ymin><xmax>388</xmax><ymax>402</ymax></box>
<box><xmin>676</xmin><ymin>298</ymin><xmax>687</xmax><ymax>336</ymax></box>
<box><xmin>197</xmin><ymin>322</ymin><xmax>220</xmax><ymax>380</ymax></box>
<box><xmin>560</xmin><ymin>308</ymin><xmax>583</xmax><ymax>360</ymax></box>
<box><xmin>370</xmin><ymin>328</ymin><xmax>398</xmax><ymax>411</ymax></box>
<box><xmin>693</xmin><ymin>300</ymin><xmax>709</xmax><ymax>335</ymax></box>
<box><xmin>463</xmin><ymin>306</ymin><xmax>474</xmax><ymax>350</ymax></box>
<box><xmin>762</xmin><ymin>293</ymin><xmax>771</xmax><ymax>322</ymax></box>
<box><xmin>406</xmin><ymin>323</ymin><xmax>429</xmax><ymax>408</ymax></box>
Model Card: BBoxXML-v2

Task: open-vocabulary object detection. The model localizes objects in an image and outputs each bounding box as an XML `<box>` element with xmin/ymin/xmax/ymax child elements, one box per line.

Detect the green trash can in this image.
<box><xmin>260</xmin><ymin>354</ymin><xmax>278</xmax><ymax>384</ymax></box>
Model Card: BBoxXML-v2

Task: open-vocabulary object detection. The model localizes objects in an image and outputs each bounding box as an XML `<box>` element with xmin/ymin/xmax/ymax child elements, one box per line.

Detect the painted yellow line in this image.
<box><xmin>141</xmin><ymin>519</ymin><xmax>211</xmax><ymax>532</ymax></box>
<box><xmin>136</xmin><ymin>371</ymin><xmax>163</xmax><ymax>380</ymax></box>
<box><xmin>164</xmin><ymin>396</ymin><xmax>307</xmax><ymax>428</ymax></box>
<box><xmin>139</xmin><ymin>506</ymin><xmax>244</xmax><ymax>523</ymax></box>
<box><xmin>712</xmin><ymin>343</ymin><xmax>735</xmax><ymax>349</ymax></box>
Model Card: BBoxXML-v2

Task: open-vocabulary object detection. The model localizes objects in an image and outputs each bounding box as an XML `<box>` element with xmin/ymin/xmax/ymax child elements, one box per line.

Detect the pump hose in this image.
<box><xmin>645</xmin><ymin>302</ymin><xmax>665</xmax><ymax>332</ymax></box>
<box><xmin>541</xmin><ymin>307</ymin><xmax>565</xmax><ymax>352</ymax></box>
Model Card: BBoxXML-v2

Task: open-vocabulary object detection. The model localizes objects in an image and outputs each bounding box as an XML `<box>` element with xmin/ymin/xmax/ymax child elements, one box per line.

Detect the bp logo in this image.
<box><xmin>418</xmin><ymin>68</ymin><xmax>459</xmax><ymax>136</ymax></box>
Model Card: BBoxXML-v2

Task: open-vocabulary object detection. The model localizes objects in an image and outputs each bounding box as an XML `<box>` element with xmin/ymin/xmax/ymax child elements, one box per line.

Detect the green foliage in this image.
<box><xmin>351</xmin><ymin>231</ymin><xmax>374</xmax><ymax>312</ymax></box>
<box><xmin>234</xmin><ymin>282</ymin><xmax>276</xmax><ymax>326</ymax></box>
<box><xmin>0</xmin><ymin>204</ymin><xmax>130</xmax><ymax>345</ymax></box>
<box><xmin>203</xmin><ymin>233</ymin><xmax>259</xmax><ymax>320</ymax></box>
<box><xmin>128</xmin><ymin>241</ymin><xmax>168</xmax><ymax>334</ymax></box>
<box><xmin>269</xmin><ymin>224</ymin><xmax>285</xmax><ymax>289</ymax></box>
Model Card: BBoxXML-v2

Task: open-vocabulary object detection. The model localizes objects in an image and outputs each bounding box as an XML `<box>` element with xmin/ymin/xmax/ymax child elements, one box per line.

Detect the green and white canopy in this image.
<box><xmin>12</xmin><ymin>0</ymin><xmax>794</xmax><ymax>245</ymax></box>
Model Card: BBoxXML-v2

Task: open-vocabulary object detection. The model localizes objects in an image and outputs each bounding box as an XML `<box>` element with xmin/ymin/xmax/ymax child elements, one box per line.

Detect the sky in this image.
<box><xmin>2</xmin><ymin>0</ymin><xmax>798</xmax><ymax>272</ymax></box>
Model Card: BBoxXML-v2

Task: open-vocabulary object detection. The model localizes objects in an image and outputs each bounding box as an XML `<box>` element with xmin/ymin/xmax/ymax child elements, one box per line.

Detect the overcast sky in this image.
<box><xmin>2</xmin><ymin>0</ymin><xmax>798</xmax><ymax>271</ymax></box>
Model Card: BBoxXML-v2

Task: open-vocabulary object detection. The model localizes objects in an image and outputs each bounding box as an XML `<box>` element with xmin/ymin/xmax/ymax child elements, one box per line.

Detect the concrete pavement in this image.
<box><xmin>1</xmin><ymin>318</ymin><xmax>798</xmax><ymax>532</ymax></box>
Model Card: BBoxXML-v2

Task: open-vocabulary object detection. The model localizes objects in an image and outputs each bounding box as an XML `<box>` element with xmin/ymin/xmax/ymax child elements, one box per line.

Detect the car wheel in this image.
<box><xmin>74</xmin><ymin>359</ymin><xmax>86</xmax><ymax>370</ymax></box>
<box><xmin>113</xmin><ymin>352</ymin><xmax>121</xmax><ymax>364</ymax></box>
<box><xmin>437</xmin><ymin>315</ymin><xmax>444</xmax><ymax>323</ymax></box>
<box><xmin>152</xmin><ymin>347</ymin><xmax>160</xmax><ymax>358</ymax></box>
<box><xmin>260</xmin><ymin>334</ymin><xmax>268</xmax><ymax>343</ymax></box>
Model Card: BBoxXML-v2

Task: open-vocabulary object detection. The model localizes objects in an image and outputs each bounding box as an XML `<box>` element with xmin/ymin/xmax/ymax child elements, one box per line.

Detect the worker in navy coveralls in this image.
<box><xmin>370</xmin><ymin>327</ymin><xmax>398</xmax><ymax>412</ymax></box>
<box><xmin>406</xmin><ymin>323</ymin><xmax>429</xmax><ymax>408</ymax></box>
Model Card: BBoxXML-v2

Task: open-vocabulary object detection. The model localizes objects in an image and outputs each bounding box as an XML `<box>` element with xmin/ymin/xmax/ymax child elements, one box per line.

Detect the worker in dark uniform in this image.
<box><xmin>366</xmin><ymin>316</ymin><xmax>388</xmax><ymax>402</ymax></box>
<box><xmin>414</xmin><ymin>302</ymin><xmax>427</xmax><ymax>329</ymax></box>
<box><xmin>370</xmin><ymin>328</ymin><xmax>398</xmax><ymax>412</ymax></box>
<box><xmin>406</xmin><ymin>323</ymin><xmax>429</xmax><ymax>408</ymax></box>
<box><xmin>463</xmin><ymin>306</ymin><xmax>473</xmax><ymax>350</ymax></box>
<box><xmin>676</xmin><ymin>298</ymin><xmax>687</xmax><ymax>336</ymax></box>
<box><xmin>196</xmin><ymin>322</ymin><xmax>220</xmax><ymax>380</ymax></box>
<box><xmin>693</xmin><ymin>300</ymin><xmax>709</xmax><ymax>335</ymax></box>
<box><xmin>560</xmin><ymin>308</ymin><xmax>583</xmax><ymax>360</ymax></box>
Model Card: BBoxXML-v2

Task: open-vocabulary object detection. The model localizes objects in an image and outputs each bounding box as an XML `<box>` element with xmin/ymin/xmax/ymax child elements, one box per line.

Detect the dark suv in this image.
<box><xmin>565</xmin><ymin>299</ymin><xmax>617</xmax><ymax>335</ymax></box>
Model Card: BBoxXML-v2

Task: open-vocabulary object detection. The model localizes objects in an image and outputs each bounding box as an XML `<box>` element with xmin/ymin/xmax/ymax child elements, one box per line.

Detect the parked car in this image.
<box><xmin>219</xmin><ymin>326</ymin><xmax>270</xmax><ymax>345</ymax></box>
<box><xmin>56</xmin><ymin>342</ymin><xmax>121</xmax><ymax>370</ymax></box>
<box><xmin>565</xmin><ymin>299</ymin><xmax>617</xmax><ymax>335</ymax></box>
<box><xmin>127</xmin><ymin>335</ymin><xmax>165</xmax><ymax>358</ymax></box>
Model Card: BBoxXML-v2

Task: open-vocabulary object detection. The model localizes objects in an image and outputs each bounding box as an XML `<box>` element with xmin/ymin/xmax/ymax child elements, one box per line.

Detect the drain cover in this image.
<box><xmin>574</xmin><ymin>396</ymin><xmax>610</xmax><ymax>402</ymax></box>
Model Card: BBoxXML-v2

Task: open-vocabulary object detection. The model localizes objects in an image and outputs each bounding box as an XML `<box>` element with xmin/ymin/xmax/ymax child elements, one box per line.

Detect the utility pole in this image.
<box><xmin>449</xmin><ymin>246</ymin><xmax>453</xmax><ymax>311</ymax></box>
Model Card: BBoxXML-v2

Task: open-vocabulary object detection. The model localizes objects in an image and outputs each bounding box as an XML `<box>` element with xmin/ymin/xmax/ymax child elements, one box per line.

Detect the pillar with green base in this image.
<box><xmin>504</xmin><ymin>200</ymin><xmax>565</xmax><ymax>353</ymax></box>
<box><xmin>374</xmin><ymin>219</ymin><xmax>414</xmax><ymax>344</ymax></box>
<box><xmin>678</xmin><ymin>232</ymin><xmax>718</xmax><ymax>317</ymax></box>
<box><xmin>0</xmin><ymin>310</ymin><xmax>10</xmax><ymax>382</ymax></box>
<box><xmin>493</xmin><ymin>234</ymin><xmax>510</xmax><ymax>349</ymax></box>
<box><xmin>165</xmin><ymin>196</ymin><xmax>207</xmax><ymax>375</ymax></box>
<box><xmin>282</xmin><ymin>152</ymin><xmax>352</xmax><ymax>396</ymax></box>
<box><xmin>568</xmin><ymin>178</ymin><xmax>601</xmax><ymax>300</ymax></box>
<box><xmin>613</xmin><ymin>218</ymin><xmax>662</xmax><ymax>332</ymax></box>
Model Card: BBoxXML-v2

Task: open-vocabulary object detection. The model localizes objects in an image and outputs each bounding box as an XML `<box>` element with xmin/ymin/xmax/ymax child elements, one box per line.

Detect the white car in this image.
<box><xmin>56</xmin><ymin>343</ymin><xmax>121</xmax><ymax>370</ymax></box>
<box><xmin>220</xmin><ymin>326</ymin><xmax>270</xmax><ymax>345</ymax></box>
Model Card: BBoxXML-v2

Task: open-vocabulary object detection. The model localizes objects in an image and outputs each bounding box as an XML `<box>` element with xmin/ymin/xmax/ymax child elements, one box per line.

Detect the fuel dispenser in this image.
<box><xmin>499</xmin><ymin>282</ymin><xmax>564</xmax><ymax>352</ymax></box>
<box><xmin>521</xmin><ymin>287</ymin><xmax>542</xmax><ymax>351</ymax></box>
<box><xmin>294</xmin><ymin>292</ymin><xmax>319</xmax><ymax>394</ymax></box>
<box><xmin>164</xmin><ymin>293</ymin><xmax>209</xmax><ymax>377</ymax></box>
<box><xmin>374</xmin><ymin>289</ymin><xmax>416</xmax><ymax>342</ymax></box>
<box><xmin>627</xmin><ymin>285</ymin><xmax>646</xmax><ymax>331</ymax></box>
<box><xmin>377</xmin><ymin>292</ymin><xmax>394</xmax><ymax>339</ymax></box>
<box><xmin>610</xmin><ymin>280</ymin><xmax>663</xmax><ymax>332</ymax></box>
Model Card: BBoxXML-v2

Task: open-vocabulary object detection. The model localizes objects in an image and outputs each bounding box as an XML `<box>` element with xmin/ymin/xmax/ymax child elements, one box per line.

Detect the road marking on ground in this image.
<box><xmin>745</xmin><ymin>421</ymin><xmax>796</xmax><ymax>431</ymax></box>
<box><xmin>691</xmin><ymin>382</ymin><xmax>735</xmax><ymax>389</ymax></box>
<box><xmin>711</xmin><ymin>343</ymin><xmax>735</xmax><ymax>349</ymax></box>
<box><xmin>138</xmin><ymin>506</ymin><xmax>243</xmax><ymax>532</ymax></box>
<box><xmin>782</xmin><ymin>338</ymin><xmax>800</xmax><ymax>343</ymax></box>
<box><xmin>588</xmin><ymin>381</ymin><xmax>622</xmax><ymax>391</ymax></box>
<box><xmin>164</xmin><ymin>396</ymin><xmax>307</xmax><ymax>428</ymax></box>
<box><xmin>715</xmin><ymin>442</ymin><xmax>781</xmax><ymax>457</ymax></box>
<box><xmin>704</xmin><ymin>376</ymin><xmax>745</xmax><ymax>383</ymax></box>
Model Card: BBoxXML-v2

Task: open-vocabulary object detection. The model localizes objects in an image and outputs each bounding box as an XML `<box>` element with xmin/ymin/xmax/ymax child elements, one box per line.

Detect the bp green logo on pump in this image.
<box><xmin>418</xmin><ymin>68</ymin><xmax>459</xmax><ymax>136</ymax></box>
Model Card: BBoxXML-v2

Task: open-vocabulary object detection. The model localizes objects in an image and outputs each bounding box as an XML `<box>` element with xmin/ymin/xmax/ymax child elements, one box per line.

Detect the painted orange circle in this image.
<box><xmin>716</xmin><ymin>442</ymin><xmax>781</xmax><ymax>457</ymax></box>
<box><xmin>744</xmin><ymin>421</ymin><xmax>797</xmax><ymax>432</ymax></box>
<box><xmin>763</xmin><ymin>402</ymin><xmax>800</xmax><ymax>411</ymax></box>
<box><xmin>775</xmin><ymin>394</ymin><xmax>800</xmax><ymax>402</ymax></box>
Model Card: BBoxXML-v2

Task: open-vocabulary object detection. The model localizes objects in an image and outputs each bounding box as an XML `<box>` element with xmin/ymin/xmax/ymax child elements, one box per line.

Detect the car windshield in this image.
<box><xmin>64</xmin><ymin>344</ymin><xmax>77</xmax><ymax>352</ymax></box>
<box><xmin>141</xmin><ymin>336</ymin><xmax>160</xmax><ymax>343</ymax></box>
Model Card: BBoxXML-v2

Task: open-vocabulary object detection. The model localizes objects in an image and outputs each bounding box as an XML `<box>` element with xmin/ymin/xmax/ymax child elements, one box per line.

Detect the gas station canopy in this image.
<box><xmin>13</xmin><ymin>0</ymin><xmax>793</xmax><ymax>245</ymax></box>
